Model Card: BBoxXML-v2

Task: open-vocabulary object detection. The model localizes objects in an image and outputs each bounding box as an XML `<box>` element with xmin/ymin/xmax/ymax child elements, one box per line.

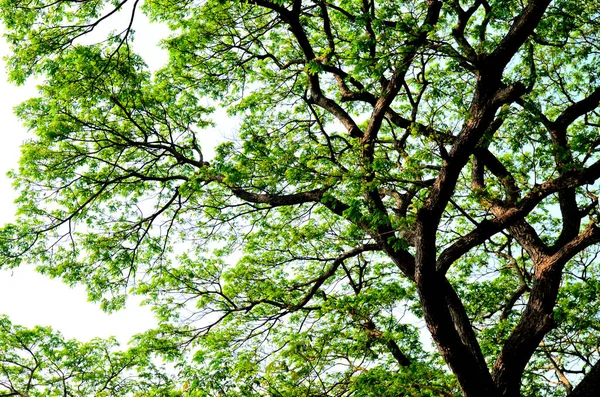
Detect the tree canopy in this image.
<box><xmin>0</xmin><ymin>315</ymin><xmax>177</xmax><ymax>396</ymax></box>
<box><xmin>1</xmin><ymin>0</ymin><xmax>600</xmax><ymax>395</ymax></box>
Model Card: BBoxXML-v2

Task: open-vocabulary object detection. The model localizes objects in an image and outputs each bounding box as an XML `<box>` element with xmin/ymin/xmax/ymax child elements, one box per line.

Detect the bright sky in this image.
<box><xmin>0</xmin><ymin>9</ymin><xmax>170</xmax><ymax>345</ymax></box>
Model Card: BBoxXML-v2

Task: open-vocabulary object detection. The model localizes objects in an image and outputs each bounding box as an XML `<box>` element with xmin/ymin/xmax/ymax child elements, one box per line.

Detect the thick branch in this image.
<box><xmin>437</xmin><ymin>158</ymin><xmax>600</xmax><ymax>274</ymax></box>
<box><xmin>230</xmin><ymin>186</ymin><xmax>326</xmax><ymax>207</ymax></box>
<box><xmin>568</xmin><ymin>359</ymin><xmax>600</xmax><ymax>397</ymax></box>
<box><xmin>552</xmin><ymin>87</ymin><xmax>600</xmax><ymax>247</ymax></box>
<box><xmin>555</xmin><ymin>86</ymin><xmax>600</xmax><ymax>129</ymax></box>
<box><xmin>470</xmin><ymin>148</ymin><xmax>547</xmax><ymax>261</ymax></box>
<box><xmin>493</xmin><ymin>223</ymin><xmax>600</xmax><ymax>396</ymax></box>
<box><xmin>251</xmin><ymin>0</ymin><xmax>363</xmax><ymax>138</ymax></box>
<box><xmin>449</xmin><ymin>0</ymin><xmax>481</xmax><ymax>61</ymax></box>
<box><xmin>486</xmin><ymin>0</ymin><xmax>552</xmax><ymax>73</ymax></box>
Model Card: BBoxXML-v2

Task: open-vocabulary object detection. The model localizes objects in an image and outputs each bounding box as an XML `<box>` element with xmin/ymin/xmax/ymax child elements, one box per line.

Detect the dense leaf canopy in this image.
<box><xmin>2</xmin><ymin>0</ymin><xmax>600</xmax><ymax>396</ymax></box>
<box><xmin>0</xmin><ymin>316</ymin><xmax>177</xmax><ymax>396</ymax></box>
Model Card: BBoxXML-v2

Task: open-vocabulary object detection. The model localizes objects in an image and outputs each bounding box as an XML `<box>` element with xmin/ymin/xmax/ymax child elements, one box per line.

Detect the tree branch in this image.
<box><xmin>568</xmin><ymin>359</ymin><xmax>600</xmax><ymax>397</ymax></box>
<box><xmin>486</xmin><ymin>0</ymin><xmax>552</xmax><ymax>74</ymax></box>
<box><xmin>493</xmin><ymin>223</ymin><xmax>600</xmax><ymax>395</ymax></box>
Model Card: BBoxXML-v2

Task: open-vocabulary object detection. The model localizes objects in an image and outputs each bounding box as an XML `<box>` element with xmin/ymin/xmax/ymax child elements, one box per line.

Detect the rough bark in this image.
<box><xmin>568</xmin><ymin>360</ymin><xmax>600</xmax><ymax>397</ymax></box>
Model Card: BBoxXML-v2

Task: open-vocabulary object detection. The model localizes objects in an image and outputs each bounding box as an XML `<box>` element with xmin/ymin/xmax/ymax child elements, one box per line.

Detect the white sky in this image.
<box><xmin>0</xmin><ymin>7</ymin><xmax>178</xmax><ymax>345</ymax></box>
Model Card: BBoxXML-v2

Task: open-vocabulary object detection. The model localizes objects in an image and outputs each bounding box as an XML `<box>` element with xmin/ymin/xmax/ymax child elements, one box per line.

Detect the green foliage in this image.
<box><xmin>0</xmin><ymin>315</ymin><xmax>178</xmax><ymax>396</ymax></box>
<box><xmin>1</xmin><ymin>0</ymin><xmax>600</xmax><ymax>396</ymax></box>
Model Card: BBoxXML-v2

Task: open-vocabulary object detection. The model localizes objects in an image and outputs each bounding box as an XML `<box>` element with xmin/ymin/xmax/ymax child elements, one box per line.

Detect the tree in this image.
<box><xmin>0</xmin><ymin>316</ymin><xmax>177</xmax><ymax>396</ymax></box>
<box><xmin>1</xmin><ymin>0</ymin><xmax>600</xmax><ymax>395</ymax></box>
